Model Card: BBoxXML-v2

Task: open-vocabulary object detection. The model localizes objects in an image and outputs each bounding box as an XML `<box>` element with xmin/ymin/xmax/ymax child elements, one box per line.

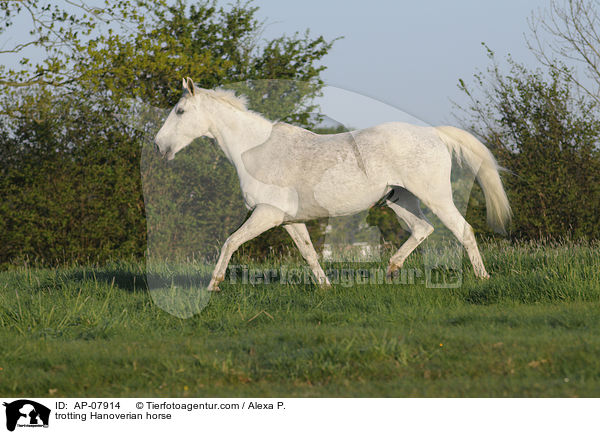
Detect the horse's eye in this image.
<box><xmin>176</xmin><ymin>107</ymin><xmax>185</xmax><ymax>115</ymax></box>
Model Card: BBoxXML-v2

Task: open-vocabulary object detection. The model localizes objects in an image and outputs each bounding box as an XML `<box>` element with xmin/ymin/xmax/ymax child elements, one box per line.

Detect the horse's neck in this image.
<box><xmin>208</xmin><ymin>104</ymin><xmax>273</xmax><ymax>168</ymax></box>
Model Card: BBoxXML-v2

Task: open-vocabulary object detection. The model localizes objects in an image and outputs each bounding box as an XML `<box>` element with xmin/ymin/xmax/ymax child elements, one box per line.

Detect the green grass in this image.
<box><xmin>1</xmin><ymin>240</ymin><xmax>600</xmax><ymax>397</ymax></box>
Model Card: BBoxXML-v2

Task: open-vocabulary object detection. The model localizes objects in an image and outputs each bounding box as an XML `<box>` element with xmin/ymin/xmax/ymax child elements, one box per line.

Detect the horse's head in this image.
<box><xmin>154</xmin><ymin>77</ymin><xmax>214</xmax><ymax>160</ymax></box>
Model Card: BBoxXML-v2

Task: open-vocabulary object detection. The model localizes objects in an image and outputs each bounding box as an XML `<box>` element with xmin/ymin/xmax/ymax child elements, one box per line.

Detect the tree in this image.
<box><xmin>457</xmin><ymin>49</ymin><xmax>600</xmax><ymax>240</ymax></box>
<box><xmin>0</xmin><ymin>0</ymin><xmax>151</xmax><ymax>93</ymax></box>
<box><xmin>0</xmin><ymin>1</ymin><xmax>337</xmax><ymax>265</ymax></box>
<box><xmin>528</xmin><ymin>0</ymin><xmax>600</xmax><ymax>105</ymax></box>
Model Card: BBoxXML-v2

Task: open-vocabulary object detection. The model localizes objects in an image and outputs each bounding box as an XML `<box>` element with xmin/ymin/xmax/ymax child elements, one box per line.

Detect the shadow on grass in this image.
<box><xmin>69</xmin><ymin>269</ymin><xmax>148</xmax><ymax>292</ymax></box>
<box><xmin>69</xmin><ymin>268</ymin><xmax>213</xmax><ymax>294</ymax></box>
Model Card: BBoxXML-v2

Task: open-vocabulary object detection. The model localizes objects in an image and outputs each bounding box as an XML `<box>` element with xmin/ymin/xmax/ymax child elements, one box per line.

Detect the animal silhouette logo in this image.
<box><xmin>3</xmin><ymin>400</ymin><xmax>50</xmax><ymax>432</ymax></box>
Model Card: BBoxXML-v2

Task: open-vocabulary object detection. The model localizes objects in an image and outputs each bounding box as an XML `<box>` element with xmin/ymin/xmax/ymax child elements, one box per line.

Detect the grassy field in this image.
<box><xmin>1</xmin><ymin>240</ymin><xmax>600</xmax><ymax>397</ymax></box>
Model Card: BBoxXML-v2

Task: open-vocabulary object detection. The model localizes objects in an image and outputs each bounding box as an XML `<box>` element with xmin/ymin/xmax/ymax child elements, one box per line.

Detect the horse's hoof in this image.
<box><xmin>477</xmin><ymin>271</ymin><xmax>491</xmax><ymax>280</ymax></box>
<box><xmin>386</xmin><ymin>264</ymin><xmax>400</xmax><ymax>280</ymax></box>
<box><xmin>207</xmin><ymin>275</ymin><xmax>225</xmax><ymax>291</ymax></box>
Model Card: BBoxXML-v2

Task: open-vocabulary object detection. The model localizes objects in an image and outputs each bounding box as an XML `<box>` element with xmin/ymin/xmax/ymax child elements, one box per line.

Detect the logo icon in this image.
<box><xmin>3</xmin><ymin>400</ymin><xmax>50</xmax><ymax>432</ymax></box>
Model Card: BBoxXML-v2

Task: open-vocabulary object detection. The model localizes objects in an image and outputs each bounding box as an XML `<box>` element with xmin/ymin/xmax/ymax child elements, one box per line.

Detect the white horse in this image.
<box><xmin>155</xmin><ymin>78</ymin><xmax>512</xmax><ymax>291</ymax></box>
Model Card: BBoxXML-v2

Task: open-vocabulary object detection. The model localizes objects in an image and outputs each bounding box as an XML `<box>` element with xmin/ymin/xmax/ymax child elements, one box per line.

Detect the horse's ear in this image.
<box><xmin>186</xmin><ymin>77</ymin><xmax>196</xmax><ymax>96</ymax></box>
<box><xmin>182</xmin><ymin>77</ymin><xmax>187</xmax><ymax>90</ymax></box>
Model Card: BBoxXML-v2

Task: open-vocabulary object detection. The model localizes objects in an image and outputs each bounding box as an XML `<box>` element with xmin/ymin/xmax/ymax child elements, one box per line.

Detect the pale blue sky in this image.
<box><xmin>1</xmin><ymin>1</ymin><xmax>551</xmax><ymax>126</ymax></box>
<box><xmin>250</xmin><ymin>0</ymin><xmax>550</xmax><ymax>125</ymax></box>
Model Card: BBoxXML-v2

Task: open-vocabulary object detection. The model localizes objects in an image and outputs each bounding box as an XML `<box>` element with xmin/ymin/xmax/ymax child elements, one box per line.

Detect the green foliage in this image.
<box><xmin>75</xmin><ymin>1</ymin><xmax>335</xmax><ymax>120</ymax></box>
<box><xmin>0</xmin><ymin>0</ymin><xmax>336</xmax><ymax>265</ymax></box>
<box><xmin>0</xmin><ymin>90</ymin><xmax>146</xmax><ymax>265</ymax></box>
<box><xmin>458</xmin><ymin>49</ymin><xmax>600</xmax><ymax>240</ymax></box>
<box><xmin>0</xmin><ymin>0</ymin><xmax>153</xmax><ymax>91</ymax></box>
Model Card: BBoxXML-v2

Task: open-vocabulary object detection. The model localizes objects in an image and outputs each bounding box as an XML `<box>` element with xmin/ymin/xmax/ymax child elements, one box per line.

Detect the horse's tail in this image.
<box><xmin>435</xmin><ymin>125</ymin><xmax>512</xmax><ymax>234</ymax></box>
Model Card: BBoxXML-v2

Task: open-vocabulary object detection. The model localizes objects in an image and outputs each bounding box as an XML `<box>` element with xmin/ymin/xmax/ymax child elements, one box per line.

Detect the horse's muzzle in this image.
<box><xmin>153</xmin><ymin>140</ymin><xmax>169</xmax><ymax>159</ymax></box>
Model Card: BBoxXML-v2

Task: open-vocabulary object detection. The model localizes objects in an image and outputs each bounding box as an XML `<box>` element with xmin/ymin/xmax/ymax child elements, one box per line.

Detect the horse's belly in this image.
<box><xmin>311</xmin><ymin>173</ymin><xmax>388</xmax><ymax>217</ymax></box>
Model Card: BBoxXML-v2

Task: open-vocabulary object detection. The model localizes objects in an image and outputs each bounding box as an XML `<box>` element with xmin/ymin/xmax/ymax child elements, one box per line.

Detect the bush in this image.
<box><xmin>458</xmin><ymin>51</ymin><xmax>600</xmax><ymax>240</ymax></box>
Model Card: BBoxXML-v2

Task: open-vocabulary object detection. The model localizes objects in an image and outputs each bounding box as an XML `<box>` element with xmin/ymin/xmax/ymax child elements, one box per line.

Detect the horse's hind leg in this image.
<box><xmin>386</xmin><ymin>187</ymin><xmax>434</xmax><ymax>277</ymax></box>
<box><xmin>284</xmin><ymin>223</ymin><xmax>331</xmax><ymax>287</ymax></box>
<box><xmin>421</xmin><ymin>193</ymin><xmax>490</xmax><ymax>279</ymax></box>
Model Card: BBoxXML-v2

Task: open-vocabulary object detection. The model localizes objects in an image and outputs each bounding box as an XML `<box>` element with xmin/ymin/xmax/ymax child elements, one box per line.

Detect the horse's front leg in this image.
<box><xmin>208</xmin><ymin>204</ymin><xmax>284</xmax><ymax>292</ymax></box>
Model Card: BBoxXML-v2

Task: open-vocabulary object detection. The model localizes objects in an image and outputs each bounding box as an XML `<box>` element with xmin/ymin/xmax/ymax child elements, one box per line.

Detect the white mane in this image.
<box><xmin>200</xmin><ymin>88</ymin><xmax>249</xmax><ymax>111</ymax></box>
